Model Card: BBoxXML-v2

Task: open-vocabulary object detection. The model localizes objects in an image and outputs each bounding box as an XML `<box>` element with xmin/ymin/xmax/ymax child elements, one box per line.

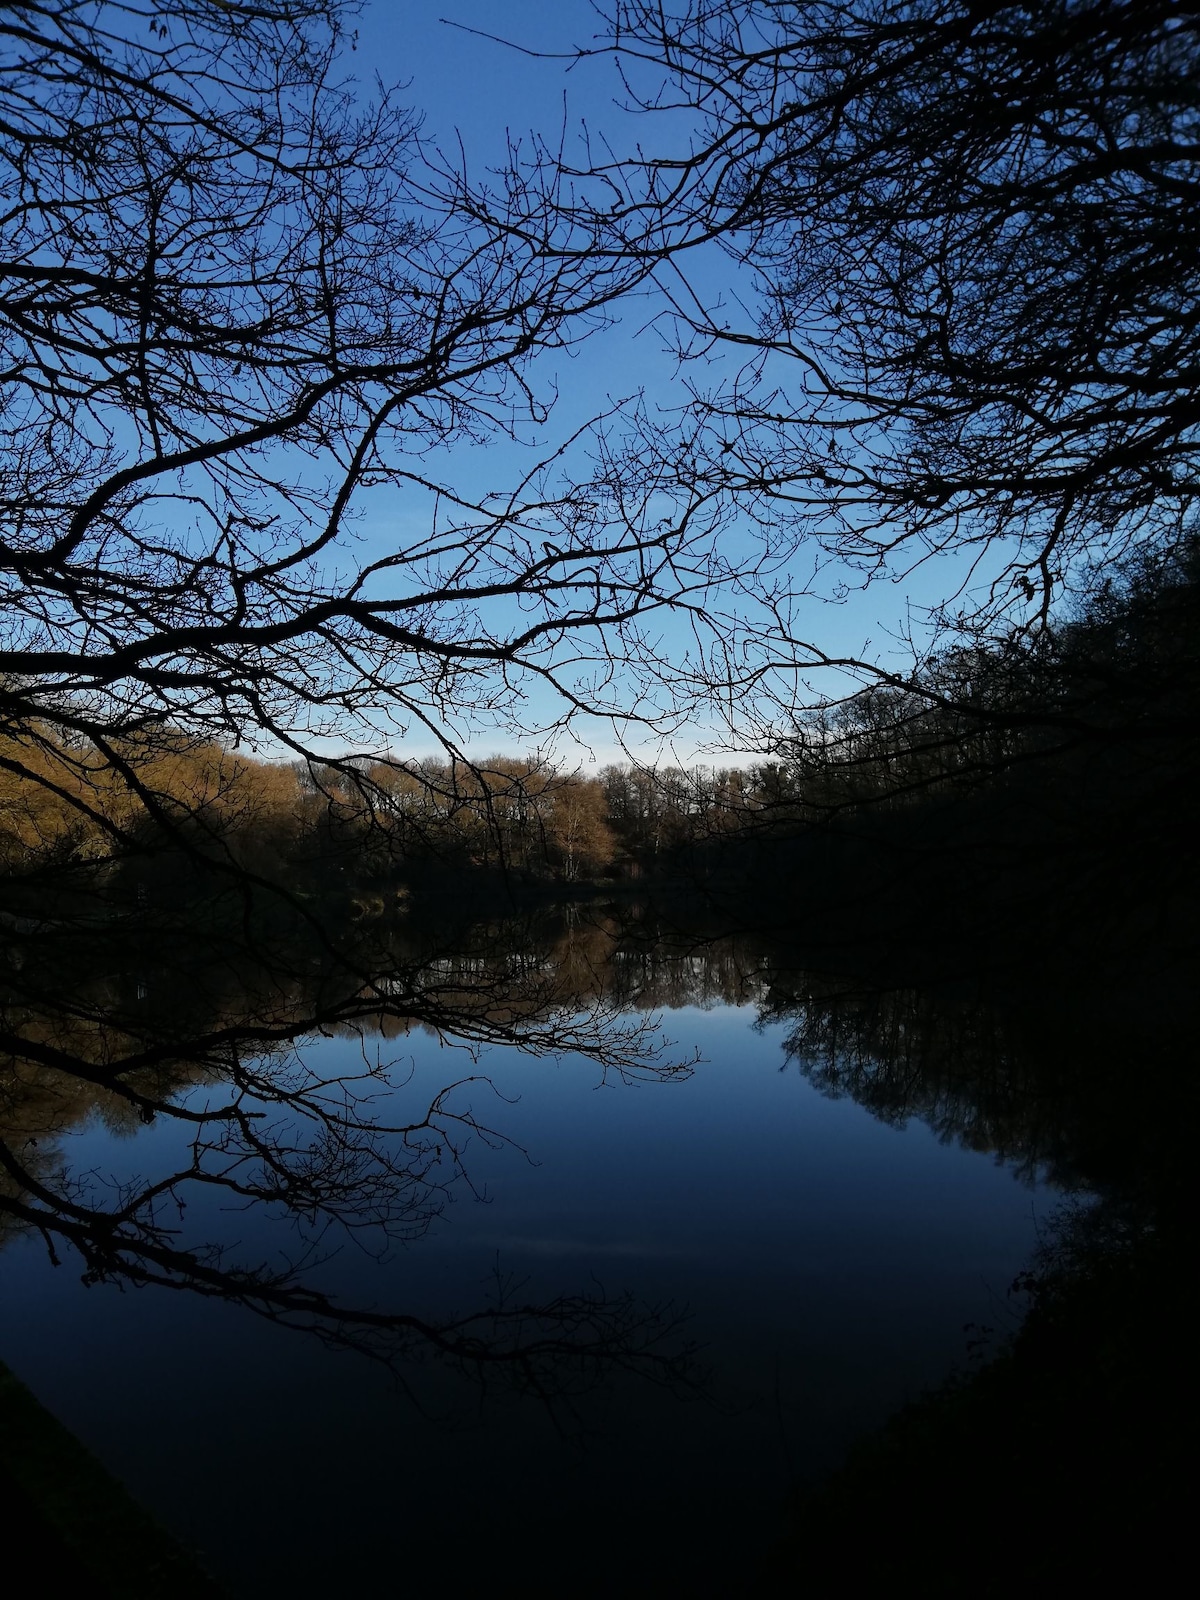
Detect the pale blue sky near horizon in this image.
<box><xmin>318</xmin><ymin>2</ymin><xmax>981</xmax><ymax>770</ymax></box>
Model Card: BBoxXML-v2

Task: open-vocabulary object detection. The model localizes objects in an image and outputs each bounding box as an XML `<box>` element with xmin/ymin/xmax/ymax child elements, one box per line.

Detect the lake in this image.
<box><xmin>0</xmin><ymin>905</ymin><xmax>1056</xmax><ymax>1593</ymax></box>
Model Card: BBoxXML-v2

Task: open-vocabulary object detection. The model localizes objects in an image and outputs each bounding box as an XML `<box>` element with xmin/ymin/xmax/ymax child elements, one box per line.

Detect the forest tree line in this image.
<box><xmin>5</xmin><ymin>529</ymin><xmax>1195</xmax><ymax>892</ymax></box>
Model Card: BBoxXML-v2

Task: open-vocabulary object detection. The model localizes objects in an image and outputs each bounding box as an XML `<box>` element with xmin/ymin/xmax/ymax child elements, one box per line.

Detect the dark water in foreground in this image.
<box><xmin>0</xmin><ymin>923</ymin><xmax>1052</xmax><ymax>1595</ymax></box>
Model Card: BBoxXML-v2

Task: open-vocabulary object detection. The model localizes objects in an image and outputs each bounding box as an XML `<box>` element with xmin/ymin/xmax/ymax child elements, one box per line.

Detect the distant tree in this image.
<box><xmin>546</xmin><ymin>773</ymin><xmax>614</xmax><ymax>879</ymax></box>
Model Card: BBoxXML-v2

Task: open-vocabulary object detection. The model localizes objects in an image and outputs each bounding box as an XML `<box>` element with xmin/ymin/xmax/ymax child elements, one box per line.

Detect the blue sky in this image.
<box><xmin>327</xmin><ymin>3</ymin><xmax>976</xmax><ymax>768</ymax></box>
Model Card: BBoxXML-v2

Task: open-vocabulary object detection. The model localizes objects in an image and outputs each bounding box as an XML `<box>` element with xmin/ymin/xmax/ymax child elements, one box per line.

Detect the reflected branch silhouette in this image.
<box><xmin>0</xmin><ymin>891</ymin><xmax>701</xmax><ymax>1401</ymax></box>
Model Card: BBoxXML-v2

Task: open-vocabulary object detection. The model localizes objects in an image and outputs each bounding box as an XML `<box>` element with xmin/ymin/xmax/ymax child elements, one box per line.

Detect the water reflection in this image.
<box><xmin>1</xmin><ymin>896</ymin><xmax>720</xmax><ymax>1392</ymax></box>
<box><xmin>5</xmin><ymin>890</ymin><xmax>1139</xmax><ymax>1358</ymax></box>
<box><xmin>743</xmin><ymin>921</ymin><xmax>1195</xmax><ymax>1594</ymax></box>
<box><xmin>6</xmin><ymin>884</ymin><xmax>1177</xmax><ymax>1591</ymax></box>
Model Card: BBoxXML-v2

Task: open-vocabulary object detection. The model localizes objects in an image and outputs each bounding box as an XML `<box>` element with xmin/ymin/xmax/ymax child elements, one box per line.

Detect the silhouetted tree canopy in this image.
<box><xmin>576</xmin><ymin>0</ymin><xmax>1199</xmax><ymax>648</ymax></box>
<box><xmin>0</xmin><ymin>0</ymin><xmax>764</xmax><ymax>853</ymax></box>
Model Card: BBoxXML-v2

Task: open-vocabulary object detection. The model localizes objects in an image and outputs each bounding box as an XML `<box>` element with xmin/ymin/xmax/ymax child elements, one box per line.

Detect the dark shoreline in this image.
<box><xmin>0</xmin><ymin>1360</ymin><xmax>223</xmax><ymax>1597</ymax></box>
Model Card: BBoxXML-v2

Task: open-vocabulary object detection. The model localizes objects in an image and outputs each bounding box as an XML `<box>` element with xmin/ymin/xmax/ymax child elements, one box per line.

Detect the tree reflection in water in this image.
<box><xmin>4</xmin><ymin>872</ymin><xmax>1193</xmax><ymax>1588</ymax></box>
<box><xmin>0</xmin><ymin>888</ymin><xmax>711</xmax><ymax>1402</ymax></box>
<box><xmin>745</xmin><ymin>924</ymin><xmax>1195</xmax><ymax>1593</ymax></box>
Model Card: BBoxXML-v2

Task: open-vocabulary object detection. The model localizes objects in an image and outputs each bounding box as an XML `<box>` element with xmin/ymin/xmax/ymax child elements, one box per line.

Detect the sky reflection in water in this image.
<box><xmin>1</xmin><ymin>993</ymin><xmax>1049</xmax><ymax>1594</ymax></box>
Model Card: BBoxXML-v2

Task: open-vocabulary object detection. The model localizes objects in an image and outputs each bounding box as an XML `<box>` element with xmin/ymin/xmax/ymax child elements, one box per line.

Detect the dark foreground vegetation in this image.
<box><xmin>732</xmin><ymin>550</ymin><xmax>1196</xmax><ymax>1590</ymax></box>
<box><xmin>0</xmin><ymin>1361</ymin><xmax>221</xmax><ymax>1596</ymax></box>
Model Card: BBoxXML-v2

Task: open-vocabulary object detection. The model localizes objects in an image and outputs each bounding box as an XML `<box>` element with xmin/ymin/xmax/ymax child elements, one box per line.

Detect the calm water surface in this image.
<box><xmin>1</xmin><ymin>965</ymin><xmax>1050</xmax><ymax>1594</ymax></box>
